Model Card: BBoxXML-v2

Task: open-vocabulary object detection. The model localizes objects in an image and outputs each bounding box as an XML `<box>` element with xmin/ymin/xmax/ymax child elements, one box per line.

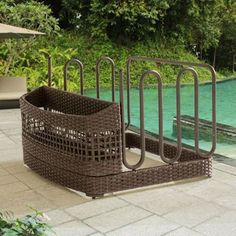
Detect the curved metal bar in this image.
<box><xmin>139</xmin><ymin>70</ymin><xmax>163</xmax><ymax>167</ymax></box>
<box><xmin>140</xmin><ymin>70</ymin><xmax>182</xmax><ymax>165</ymax></box>
<box><xmin>209</xmin><ymin>66</ymin><xmax>217</xmax><ymax>156</ymax></box>
<box><xmin>233</xmin><ymin>54</ymin><xmax>236</xmax><ymax>72</ymax></box>
<box><xmin>126</xmin><ymin>56</ymin><xmax>216</xmax><ymax>158</ymax></box>
<box><xmin>118</xmin><ymin>69</ymin><xmax>127</xmax><ymax>168</ymax></box>
<box><xmin>47</xmin><ymin>55</ymin><xmax>52</xmax><ymax>87</ymax></box>
<box><xmin>126</xmin><ymin>58</ymin><xmax>131</xmax><ymax>129</ymax></box>
<box><xmin>96</xmin><ymin>57</ymin><xmax>115</xmax><ymax>102</ymax></box>
<box><xmin>197</xmin><ymin>67</ymin><xmax>217</xmax><ymax>158</ymax></box>
<box><xmin>176</xmin><ymin>67</ymin><xmax>200</xmax><ymax>156</ymax></box>
<box><xmin>63</xmin><ymin>58</ymin><xmax>84</xmax><ymax>94</ymax></box>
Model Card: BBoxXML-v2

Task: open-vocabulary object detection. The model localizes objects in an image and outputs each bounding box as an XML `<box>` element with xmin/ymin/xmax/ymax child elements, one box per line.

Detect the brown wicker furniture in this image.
<box><xmin>20</xmin><ymin>56</ymin><xmax>216</xmax><ymax>198</ymax></box>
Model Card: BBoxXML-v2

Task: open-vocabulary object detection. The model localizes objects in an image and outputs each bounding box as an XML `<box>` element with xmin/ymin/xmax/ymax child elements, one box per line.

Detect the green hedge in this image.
<box><xmin>8</xmin><ymin>31</ymin><xmax>227</xmax><ymax>92</ymax></box>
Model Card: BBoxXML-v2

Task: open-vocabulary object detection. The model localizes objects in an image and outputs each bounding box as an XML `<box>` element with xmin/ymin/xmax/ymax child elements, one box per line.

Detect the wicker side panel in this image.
<box><xmin>23</xmin><ymin>149</ymin><xmax>212</xmax><ymax>197</ymax></box>
<box><xmin>126</xmin><ymin>132</ymin><xmax>202</xmax><ymax>162</ymax></box>
<box><xmin>23</xmin><ymin>136</ymin><xmax>122</xmax><ymax>176</ymax></box>
<box><xmin>42</xmin><ymin>86</ymin><xmax>111</xmax><ymax>116</ymax></box>
<box><xmin>20</xmin><ymin>86</ymin><xmax>123</xmax><ymax>176</ymax></box>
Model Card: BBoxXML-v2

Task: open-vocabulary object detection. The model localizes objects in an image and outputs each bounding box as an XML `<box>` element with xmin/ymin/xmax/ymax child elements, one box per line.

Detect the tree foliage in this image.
<box><xmin>1</xmin><ymin>0</ymin><xmax>235</xmax><ymax>71</ymax></box>
<box><xmin>0</xmin><ymin>0</ymin><xmax>59</xmax><ymax>35</ymax></box>
<box><xmin>163</xmin><ymin>0</ymin><xmax>225</xmax><ymax>56</ymax></box>
<box><xmin>0</xmin><ymin>0</ymin><xmax>60</xmax><ymax>75</ymax></box>
<box><xmin>61</xmin><ymin>0</ymin><xmax>170</xmax><ymax>40</ymax></box>
<box><xmin>59</xmin><ymin>0</ymin><xmax>235</xmax><ymax>69</ymax></box>
<box><xmin>215</xmin><ymin>0</ymin><xmax>236</xmax><ymax>69</ymax></box>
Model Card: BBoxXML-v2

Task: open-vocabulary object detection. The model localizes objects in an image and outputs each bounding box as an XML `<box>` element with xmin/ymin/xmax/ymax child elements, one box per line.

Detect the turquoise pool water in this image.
<box><xmin>85</xmin><ymin>78</ymin><xmax>236</xmax><ymax>157</ymax></box>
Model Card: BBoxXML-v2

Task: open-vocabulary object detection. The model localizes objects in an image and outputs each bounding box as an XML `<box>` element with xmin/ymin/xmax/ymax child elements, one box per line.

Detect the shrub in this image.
<box><xmin>0</xmin><ymin>0</ymin><xmax>60</xmax><ymax>75</ymax></box>
<box><xmin>0</xmin><ymin>209</ymin><xmax>53</xmax><ymax>236</ymax></box>
<box><xmin>9</xmin><ymin>31</ymin><xmax>217</xmax><ymax>92</ymax></box>
<box><xmin>60</xmin><ymin>0</ymin><xmax>170</xmax><ymax>40</ymax></box>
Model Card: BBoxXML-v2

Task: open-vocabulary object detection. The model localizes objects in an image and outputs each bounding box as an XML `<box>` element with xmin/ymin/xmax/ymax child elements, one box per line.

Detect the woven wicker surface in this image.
<box><xmin>23</xmin><ymin>146</ymin><xmax>211</xmax><ymax>197</ymax></box>
<box><xmin>20</xmin><ymin>86</ymin><xmax>212</xmax><ymax>197</ymax></box>
<box><xmin>20</xmin><ymin>86</ymin><xmax>122</xmax><ymax>177</ymax></box>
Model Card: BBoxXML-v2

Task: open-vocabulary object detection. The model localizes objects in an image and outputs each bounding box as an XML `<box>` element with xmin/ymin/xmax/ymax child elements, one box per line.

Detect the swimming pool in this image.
<box><xmin>85</xmin><ymin>78</ymin><xmax>236</xmax><ymax>159</ymax></box>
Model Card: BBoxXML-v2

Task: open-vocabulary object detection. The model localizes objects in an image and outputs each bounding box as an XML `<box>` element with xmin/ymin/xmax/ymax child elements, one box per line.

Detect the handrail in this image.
<box><xmin>63</xmin><ymin>58</ymin><xmax>84</xmax><ymax>94</ymax></box>
<box><xmin>95</xmin><ymin>57</ymin><xmax>115</xmax><ymax>102</ymax></box>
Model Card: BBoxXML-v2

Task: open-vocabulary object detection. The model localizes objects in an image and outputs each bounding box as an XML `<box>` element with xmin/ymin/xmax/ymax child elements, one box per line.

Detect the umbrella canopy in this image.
<box><xmin>0</xmin><ymin>23</ymin><xmax>45</xmax><ymax>39</ymax></box>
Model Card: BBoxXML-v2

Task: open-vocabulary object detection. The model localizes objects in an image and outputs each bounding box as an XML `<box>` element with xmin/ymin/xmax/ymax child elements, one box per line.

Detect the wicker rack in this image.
<box><xmin>20</xmin><ymin>56</ymin><xmax>216</xmax><ymax>198</ymax></box>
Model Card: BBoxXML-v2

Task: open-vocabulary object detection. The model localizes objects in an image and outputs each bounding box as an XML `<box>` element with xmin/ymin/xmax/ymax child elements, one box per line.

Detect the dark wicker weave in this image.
<box><xmin>20</xmin><ymin>86</ymin><xmax>212</xmax><ymax>198</ymax></box>
<box><xmin>20</xmin><ymin>86</ymin><xmax>122</xmax><ymax>177</ymax></box>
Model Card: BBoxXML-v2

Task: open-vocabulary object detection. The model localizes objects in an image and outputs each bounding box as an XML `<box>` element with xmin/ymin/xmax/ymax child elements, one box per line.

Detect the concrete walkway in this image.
<box><xmin>0</xmin><ymin>109</ymin><xmax>236</xmax><ymax>236</ymax></box>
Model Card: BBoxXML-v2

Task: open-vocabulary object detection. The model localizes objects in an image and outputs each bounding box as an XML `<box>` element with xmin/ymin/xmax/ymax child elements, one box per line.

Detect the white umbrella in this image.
<box><xmin>0</xmin><ymin>23</ymin><xmax>45</xmax><ymax>39</ymax></box>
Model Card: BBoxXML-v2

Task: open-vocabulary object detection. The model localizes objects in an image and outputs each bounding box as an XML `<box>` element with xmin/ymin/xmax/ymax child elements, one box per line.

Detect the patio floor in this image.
<box><xmin>0</xmin><ymin>109</ymin><xmax>236</xmax><ymax>236</ymax></box>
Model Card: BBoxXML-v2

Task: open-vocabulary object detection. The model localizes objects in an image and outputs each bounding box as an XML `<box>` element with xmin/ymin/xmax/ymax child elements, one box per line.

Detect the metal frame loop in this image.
<box><xmin>126</xmin><ymin>58</ymin><xmax>132</xmax><ymax>130</ymax></box>
<box><xmin>96</xmin><ymin>57</ymin><xmax>115</xmax><ymax>102</ymax></box>
<box><xmin>203</xmin><ymin>65</ymin><xmax>217</xmax><ymax>157</ymax></box>
<box><xmin>63</xmin><ymin>58</ymin><xmax>84</xmax><ymax>94</ymax></box>
<box><xmin>195</xmin><ymin>68</ymin><xmax>216</xmax><ymax>158</ymax></box>
<box><xmin>119</xmin><ymin>69</ymin><xmax>127</xmax><ymax>169</ymax></box>
<box><xmin>176</xmin><ymin>67</ymin><xmax>199</xmax><ymax>156</ymax></box>
<box><xmin>140</xmin><ymin>70</ymin><xmax>182</xmax><ymax>165</ymax></box>
<box><xmin>126</xmin><ymin>56</ymin><xmax>216</xmax><ymax>159</ymax></box>
<box><xmin>47</xmin><ymin>55</ymin><xmax>52</xmax><ymax>87</ymax></box>
<box><xmin>139</xmin><ymin>70</ymin><xmax>162</xmax><ymax>167</ymax></box>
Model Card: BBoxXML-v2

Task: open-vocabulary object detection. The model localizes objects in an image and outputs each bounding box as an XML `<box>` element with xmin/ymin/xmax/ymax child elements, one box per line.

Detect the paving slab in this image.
<box><xmin>163</xmin><ymin>200</ymin><xmax>226</xmax><ymax>228</ymax></box>
<box><xmin>119</xmin><ymin>188</ymin><xmax>201</xmax><ymax>215</ymax></box>
<box><xmin>0</xmin><ymin>189</ymin><xmax>55</xmax><ymax>216</ymax></box>
<box><xmin>165</xmin><ymin>226</ymin><xmax>203</xmax><ymax>236</ymax></box>
<box><xmin>0</xmin><ymin>174</ymin><xmax>19</xmax><ymax>186</ymax></box>
<box><xmin>106</xmin><ymin>215</ymin><xmax>179</xmax><ymax>236</ymax></box>
<box><xmin>35</xmin><ymin>185</ymin><xmax>88</xmax><ymax>208</ymax></box>
<box><xmin>52</xmin><ymin>220</ymin><xmax>95</xmax><ymax>236</ymax></box>
<box><xmin>45</xmin><ymin>209</ymin><xmax>74</xmax><ymax>226</ymax></box>
<box><xmin>194</xmin><ymin>210</ymin><xmax>236</xmax><ymax>236</ymax></box>
<box><xmin>66</xmin><ymin>197</ymin><xmax>128</xmax><ymax>220</ymax></box>
<box><xmin>84</xmin><ymin>205</ymin><xmax>151</xmax><ymax>233</ymax></box>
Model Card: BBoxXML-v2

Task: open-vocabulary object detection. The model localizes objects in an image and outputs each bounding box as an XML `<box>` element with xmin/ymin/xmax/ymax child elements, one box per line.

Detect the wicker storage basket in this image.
<box><xmin>19</xmin><ymin>56</ymin><xmax>216</xmax><ymax>198</ymax></box>
<box><xmin>20</xmin><ymin>86</ymin><xmax>122</xmax><ymax>177</ymax></box>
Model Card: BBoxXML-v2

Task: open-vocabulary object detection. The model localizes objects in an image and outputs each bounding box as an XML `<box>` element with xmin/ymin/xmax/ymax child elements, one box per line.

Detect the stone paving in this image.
<box><xmin>0</xmin><ymin>109</ymin><xmax>236</xmax><ymax>236</ymax></box>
